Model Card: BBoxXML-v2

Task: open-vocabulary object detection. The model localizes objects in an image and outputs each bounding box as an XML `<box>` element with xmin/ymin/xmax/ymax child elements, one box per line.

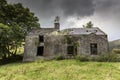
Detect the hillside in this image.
<box><xmin>0</xmin><ymin>60</ymin><xmax>120</xmax><ymax>80</ymax></box>
<box><xmin>109</xmin><ymin>39</ymin><xmax>120</xmax><ymax>51</ymax></box>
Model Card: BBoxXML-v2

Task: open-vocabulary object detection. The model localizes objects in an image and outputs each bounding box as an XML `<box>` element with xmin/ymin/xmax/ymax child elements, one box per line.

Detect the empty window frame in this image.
<box><xmin>67</xmin><ymin>46</ymin><xmax>74</xmax><ymax>55</ymax></box>
<box><xmin>90</xmin><ymin>43</ymin><xmax>98</xmax><ymax>55</ymax></box>
<box><xmin>39</xmin><ymin>35</ymin><xmax>44</xmax><ymax>42</ymax></box>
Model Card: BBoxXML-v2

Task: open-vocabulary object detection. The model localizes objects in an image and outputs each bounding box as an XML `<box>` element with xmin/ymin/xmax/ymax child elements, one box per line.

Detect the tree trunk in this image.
<box><xmin>14</xmin><ymin>45</ymin><xmax>17</xmax><ymax>55</ymax></box>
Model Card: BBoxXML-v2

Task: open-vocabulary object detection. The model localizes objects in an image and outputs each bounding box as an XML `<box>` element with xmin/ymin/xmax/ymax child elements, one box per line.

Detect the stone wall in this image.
<box><xmin>23</xmin><ymin>28</ymin><xmax>109</xmax><ymax>61</ymax></box>
<box><xmin>23</xmin><ymin>35</ymin><xmax>38</xmax><ymax>61</ymax></box>
<box><xmin>79</xmin><ymin>33</ymin><xmax>109</xmax><ymax>55</ymax></box>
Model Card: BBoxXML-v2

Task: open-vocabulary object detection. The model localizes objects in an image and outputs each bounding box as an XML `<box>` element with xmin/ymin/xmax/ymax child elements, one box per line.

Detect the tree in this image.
<box><xmin>0</xmin><ymin>0</ymin><xmax>40</xmax><ymax>58</ymax></box>
<box><xmin>83</xmin><ymin>21</ymin><xmax>93</xmax><ymax>28</ymax></box>
<box><xmin>0</xmin><ymin>23</ymin><xmax>11</xmax><ymax>58</ymax></box>
<box><xmin>0</xmin><ymin>23</ymin><xmax>24</xmax><ymax>59</ymax></box>
<box><xmin>0</xmin><ymin>1</ymin><xmax>40</xmax><ymax>33</ymax></box>
<box><xmin>0</xmin><ymin>0</ymin><xmax>7</xmax><ymax>6</ymax></box>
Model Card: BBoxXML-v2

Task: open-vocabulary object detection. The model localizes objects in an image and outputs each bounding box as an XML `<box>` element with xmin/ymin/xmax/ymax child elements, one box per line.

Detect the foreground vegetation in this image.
<box><xmin>0</xmin><ymin>60</ymin><xmax>120</xmax><ymax>80</ymax></box>
<box><xmin>0</xmin><ymin>48</ymin><xmax>120</xmax><ymax>80</ymax></box>
<box><xmin>0</xmin><ymin>41</ymin><xmax>120</xmax><ymax>80</ymax></box>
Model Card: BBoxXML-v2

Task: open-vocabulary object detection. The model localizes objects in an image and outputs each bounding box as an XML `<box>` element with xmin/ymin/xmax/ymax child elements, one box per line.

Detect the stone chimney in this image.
<box><xmin>54</xmin><ymin>16</ymin><xmax>60</xmax><ymax>30</ymax></box>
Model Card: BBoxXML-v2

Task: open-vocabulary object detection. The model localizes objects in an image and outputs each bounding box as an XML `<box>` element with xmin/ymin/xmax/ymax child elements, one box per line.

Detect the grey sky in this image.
<box><xmin>7</xmin><ymin>0</ymin><xmax>120</xmax><ymax>41</ymax></box>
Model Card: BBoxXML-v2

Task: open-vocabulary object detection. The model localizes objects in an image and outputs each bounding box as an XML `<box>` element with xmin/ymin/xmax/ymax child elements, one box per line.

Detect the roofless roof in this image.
<box><xmin>62</xmin><ymin>27</ymin><xmax>107</xmax><ymax>35</ymax></box>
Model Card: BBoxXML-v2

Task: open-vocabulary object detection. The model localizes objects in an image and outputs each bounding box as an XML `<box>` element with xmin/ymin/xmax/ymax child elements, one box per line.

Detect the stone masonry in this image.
<box><xmin>23</xmin><ymin>16</ymin><xmax>109</xmax><ymax>61</ymax></box>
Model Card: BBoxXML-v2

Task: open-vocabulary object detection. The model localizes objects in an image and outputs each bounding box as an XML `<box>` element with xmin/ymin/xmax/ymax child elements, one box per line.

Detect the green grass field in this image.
<box><xmin>0</xmin><ymin>60</ymin><xmax>120</xmax><ymax>80</ymax></box>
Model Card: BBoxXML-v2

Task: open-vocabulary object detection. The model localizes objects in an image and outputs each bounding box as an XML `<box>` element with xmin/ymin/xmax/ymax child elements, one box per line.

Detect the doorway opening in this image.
<box><xmin>90</xmin><ymin>43</ymin><xmax>97</xmax><ymax>55</ymax></box>
<box><xmin>37</xmin><ymin>46</ymin><xmax>44</xmax><ymax>56</ymax></box>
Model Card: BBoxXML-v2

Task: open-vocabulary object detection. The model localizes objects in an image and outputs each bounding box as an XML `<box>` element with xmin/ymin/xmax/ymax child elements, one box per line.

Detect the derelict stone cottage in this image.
<box><xmin>23</xmin><ymin>16</ymin><xmax>109</xmax><ymax>61</ymax></box>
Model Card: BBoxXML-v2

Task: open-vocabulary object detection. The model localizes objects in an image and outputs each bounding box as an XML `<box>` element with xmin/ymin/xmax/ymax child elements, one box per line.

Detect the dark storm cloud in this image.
<box><xmin>58</xmin><ymin>0</ymin><xmax>95</xmax><ymax>17</ymax></box>
<box><xmin>39</xmin><ymin>0</ymin><xmax>95</xmax><ymax>17</ymax></box>
<box><xmin>6</xmin><ymin>0</ymin><xmax>120</xmax><ymax>40</ymax></box>
<box><xmin>7</xmin><ymin>0</ymin><xmax>95</xmax><ymax>18</ymax></box>
<box><xmin>94</xmin><ymin>0</ymin><xmax>120</xmax><ymax>14</ymax></box>
<box><xmin>93</xmin><ymin>0</ymin><xmax>120</xmax><ymax>24</ymax></box>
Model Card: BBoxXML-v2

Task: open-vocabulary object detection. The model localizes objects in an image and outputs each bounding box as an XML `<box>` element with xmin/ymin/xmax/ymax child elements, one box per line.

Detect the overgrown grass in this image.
<box><xmin>75</xmin><ymin>52</ymin><xmax>120</xmax><ymax>62</ymax></box>
<box><xmin>0</xmin><ymin>60</ymin><xmax>120</xmax><ymax>80</ymax></box>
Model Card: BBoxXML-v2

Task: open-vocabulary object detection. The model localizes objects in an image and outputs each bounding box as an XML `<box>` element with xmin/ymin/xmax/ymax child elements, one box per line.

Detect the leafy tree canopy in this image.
<box><xmin>83</xmin><ymin>21</ymin><xmax>93</xmax><ymax>28</ymax></box>
<box><xmin>0</xmin><ymin>0</ymin><xmax>40</xmax><ymax>33</ymax></box>
<box><xmin>0</xmin><ymin>0</ymin><xmax>40</xmax><ymax>58</ymax></box>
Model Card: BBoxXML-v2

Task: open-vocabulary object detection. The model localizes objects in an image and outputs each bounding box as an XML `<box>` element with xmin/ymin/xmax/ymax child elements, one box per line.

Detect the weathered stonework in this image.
<box><xmin>23</xmin><ymin>17</ymin><xmax>109</xmax><ymax>61</ymax></box>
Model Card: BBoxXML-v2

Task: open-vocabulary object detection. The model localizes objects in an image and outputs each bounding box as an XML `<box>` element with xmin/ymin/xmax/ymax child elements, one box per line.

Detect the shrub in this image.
<box><xmin>75</xmin><ymin>52</ymin><xmax>120</xmax><ymax>62</ymax></box>
<box><xmin>96</xmin><ymin>53</ymin><xmax>109</xmax><ymax>62</ymax></box>
<box><xmin>0</xmin><ymin>55</ymin><xmax>23</xmax><ymax>65</ymax></box>
<box><xmin>54</xmin><ymin>54</ymin><xmax>65</xmax><ymax>60</ymax></box>
<box><xmin>97</xmin><ymin>52</ymin><xmax>120</xmax><ymax>62</ymax></box>
<box><xmin>75</xmin><ymin>55</ymin><xmax>89</xmax><ymax>61</ymax></box>
<box><xmin>108</xmin><ymin>52</ymin><xmax>120</xmax><ymax>62</ymax></box>
<box><xmin>88</xmin><ymin>56</ymin><xmax>99</xmax><ymax>61</ymax></box>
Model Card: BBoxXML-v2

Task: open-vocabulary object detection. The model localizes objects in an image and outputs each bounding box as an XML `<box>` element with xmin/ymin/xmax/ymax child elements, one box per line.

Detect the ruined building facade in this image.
<box><xmin>23</xmin><ymin>16</ymin><xmax>109</xmax><ymax>61</ymax></box>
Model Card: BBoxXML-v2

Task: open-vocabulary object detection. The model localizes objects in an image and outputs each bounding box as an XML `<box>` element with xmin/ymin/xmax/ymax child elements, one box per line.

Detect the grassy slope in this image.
<box><xmin>0</xmin><ymin>60</ymin><xmax>120</xmax><ymax>80</ymax></box>
<box><xmin>109</xmin><ymin>39</ymin><xmax>120</xmax><ymax>50</ymax></box>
